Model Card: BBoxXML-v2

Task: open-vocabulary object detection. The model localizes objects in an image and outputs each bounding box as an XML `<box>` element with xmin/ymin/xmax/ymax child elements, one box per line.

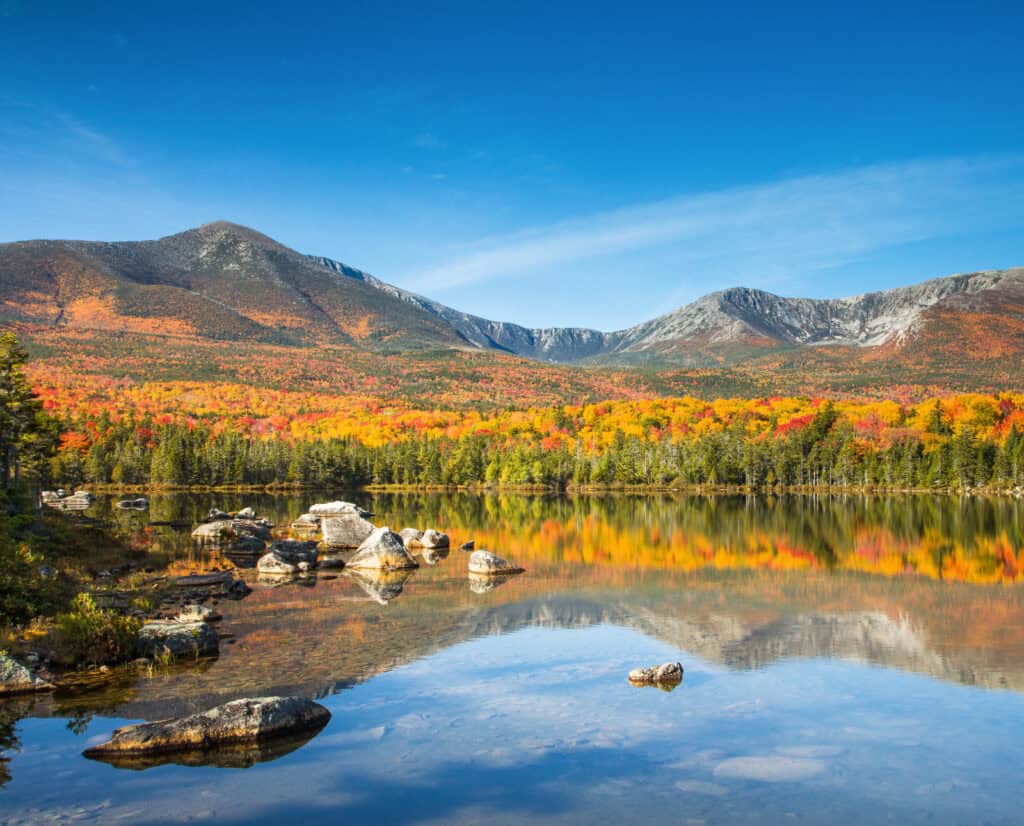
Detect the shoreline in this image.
<box><xmin>78</xmin><ymin>481</ymin><xmax>1024</xmax><ymax>498</ymax></box>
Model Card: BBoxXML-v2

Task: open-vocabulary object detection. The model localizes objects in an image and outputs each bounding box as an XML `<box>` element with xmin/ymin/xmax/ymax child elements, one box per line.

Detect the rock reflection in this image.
<box><xmin>84</xmin><ymin>724</ymin><xmax>329</xmax><ymax>771</ymax></box>
<box><xmin>344</xmin><ymin>568</ymin><xmax>415</xmax><ymax>604</ymax></box>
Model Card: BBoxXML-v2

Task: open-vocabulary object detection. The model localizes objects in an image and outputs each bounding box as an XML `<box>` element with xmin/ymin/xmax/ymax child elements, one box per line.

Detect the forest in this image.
<box><xmin>39</xmin><ymin>375</ymin><xmax>1024</xmax><ymax>493</ymax></box>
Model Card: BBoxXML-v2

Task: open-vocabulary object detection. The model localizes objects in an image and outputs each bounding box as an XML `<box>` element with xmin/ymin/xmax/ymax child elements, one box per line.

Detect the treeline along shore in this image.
<box><xmin>50</xmin><ymin>400</ymin><xmax>1024</xmax><ymax>496</ymax></box>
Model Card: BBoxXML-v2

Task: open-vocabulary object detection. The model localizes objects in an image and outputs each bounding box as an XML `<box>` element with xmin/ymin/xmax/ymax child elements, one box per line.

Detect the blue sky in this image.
<box><xmin>2</xmin><ymin>1</ymin><xmax>1023</xmax><ymax>330</ymax></box>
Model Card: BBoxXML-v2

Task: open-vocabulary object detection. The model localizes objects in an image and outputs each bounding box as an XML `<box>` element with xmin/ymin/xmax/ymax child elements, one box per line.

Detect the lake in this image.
<box><xmin>4</xmin><ymin>491</ymin><xmax>1024</xmax><ymax>825</ymax></box>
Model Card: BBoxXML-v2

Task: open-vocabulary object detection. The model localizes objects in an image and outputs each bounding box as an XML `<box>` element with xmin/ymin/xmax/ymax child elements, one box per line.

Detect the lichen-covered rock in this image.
<box><xmin>628</xmin><ymin>662</ymin><xmax>684</xmax><ymax>686</ymax></box>
<box><xmin>321</xmin><ymin>512</ymin><xmax>376</xmax><ymax>548</ymax></box>
<box><xmin>467</xmin><ymin>550</ymin><xmax>524</xmax><ymax>576</ymax></box>
<box><xmin>83</xmin><ymin>696</ymin><xmax>331</xmax><ymax>758</ymax></box>
<box><xmin>346</xmin><ymin>527</ymin><xmax>419</xmax><ymax>571</ymax></box>
<box><xmin>308</xmin><ymin>501</ymin><xmax>371</xmax><ymax>518</ymax></box>
<box><xmin>0</xmin><ymin>652</ymin><xmax>54</xmax><ymax>695</ymax></box>
<box><xmin>419</xmin><ymin>529</ymin><xmax>450</xmax><ymax>549</ymax></box>
<box><xmin>138</xmin><ymin>621</ymin><xmax>219</xmax><ymax>660</ymax></box>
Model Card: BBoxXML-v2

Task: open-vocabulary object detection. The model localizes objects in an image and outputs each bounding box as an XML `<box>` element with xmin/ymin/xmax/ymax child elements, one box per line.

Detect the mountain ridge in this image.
<box><xmin>2</xmin><ymin>220</ymin><xmax>1023</xmax><ymax>372</ymax></box>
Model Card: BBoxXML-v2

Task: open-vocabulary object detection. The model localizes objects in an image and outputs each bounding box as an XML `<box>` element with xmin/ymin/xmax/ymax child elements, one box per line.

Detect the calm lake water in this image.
<box><xmin>4</xmin><ymin>492</ymin><xmax>1024</xmax><ymax>825</ymax></box>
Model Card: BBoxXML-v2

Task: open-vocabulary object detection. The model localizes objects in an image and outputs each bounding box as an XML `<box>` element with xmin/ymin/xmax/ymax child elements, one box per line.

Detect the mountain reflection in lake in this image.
<box><xmin>3</xmin><ymin>492</ymin><xmax>1024</xmax><ymax>825</ymax></box>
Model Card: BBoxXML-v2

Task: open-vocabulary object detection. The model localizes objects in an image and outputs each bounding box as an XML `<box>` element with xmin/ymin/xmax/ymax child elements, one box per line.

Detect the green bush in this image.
<box><xmin>51</xmin><ymin>594</ymin><xmax>141</xmax><ymax>667</ymax></box>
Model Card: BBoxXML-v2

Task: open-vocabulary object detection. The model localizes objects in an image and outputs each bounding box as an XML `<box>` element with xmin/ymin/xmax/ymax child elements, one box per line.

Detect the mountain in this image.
<box><xmin>0</xmin><ymin>221</ymin><xmax>463</xmax><ymax>349</ymax></box>
<box><xmin>2</xmin><ymin>221</ymin><xmax>1023</xmax><ymax>381</ymax></box>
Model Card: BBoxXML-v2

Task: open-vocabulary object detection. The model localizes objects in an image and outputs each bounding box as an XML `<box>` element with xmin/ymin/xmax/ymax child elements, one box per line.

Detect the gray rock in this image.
<box><xmin>346</xmin><ymin>527</ymin><xmax>419</xmax><ymax>571</ymax></box>
<box><xmin>83</xmin><ymin>696</ymin><xmax>331</xmax><ymax>758</ymax></box>
<box><xmin>628</xmin><ymin>662</ymin><xmax>684</xmax><ymax>686</ymax></box>
<box><xmin>0</xmin><ymin>652</ymin><xmax>54</xmax><ymax>695</ymax></box>
<box><xmin>116</xmin><ymin>497</ymin><xmax>149</xmax><ymax>510</ymax></box>
<box><xmin>467</xmin><ymin>550</ymin><xmax>525</xmax><ymax>576</ymax></box>
<box><xmin>290</xmin><ymin>513</ymin><xmax>321</xmax><ymax>530</ymax></box>
<box><xmin>459</xmin><ymin>540</ymin><xmax>475</xmax><ymax>552</ymax></box>
<box><xmin>399</xmin><ymin>527</ymin><xmax>424</xmax><ymax>549</ymax></box>
<box><xmin>308</xmin><ymin>500</ymin><xmax>371</xmax><ymax>518</ymax></box>
<box><xmin>419</xmin><ymin>529</ymin><xmax>450</xmax><ymax>549</ymax></box>
<box><xmin>205</xmin><ymin>508</ymin><xmax>231</xmax><ymax>522</ymax></box>
<box><xmin>191</xmin><ymin>519</ymin><xmax>235</xmax><ymax>542</ymax></box>
<box><xmin>257</xmin><ymin>541</ymin><xmax>319</xmax><ymax>575</ymax></box>
<box><xmin>321</xmin><ymin>512</ymin><xmax>376</xmax><ymax>548</ymax></box>
<box><xmin>138</xmin><ymin>621</ymin><xmax>219</xmax><ymax>660</ymax></box>
<box><xmin>235</xmin><ymin>507</ymin><xmax>256</xmax><ymax>519</ymax></box>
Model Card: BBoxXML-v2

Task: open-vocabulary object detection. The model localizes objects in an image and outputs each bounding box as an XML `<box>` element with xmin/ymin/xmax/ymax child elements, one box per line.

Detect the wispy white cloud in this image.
<box><xmin>404</xmin><ymin>156</ymin><xmax>1024</xmax><ymax>297</ymax></box>
<box><xmin>0</xmin><ymin>99</ymin><xmax>136</xmax><ymax>168</ymax></box>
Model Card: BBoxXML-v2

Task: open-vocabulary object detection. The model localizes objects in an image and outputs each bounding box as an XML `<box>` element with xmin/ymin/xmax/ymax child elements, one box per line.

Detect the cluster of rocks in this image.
<box><xmin>41</xmin><ymin>489</ymin><xmax>94</xmax><ymax>511</ymax></box>
<box><xmin>191</xmin><ymin>508</ymin><xmax>275</xmax><ymax>567</ymax></box>
<box><xmin>0</xmin><ymin>652</ymin><xmax>55</xmax><ymax>696</ymax></box>
<box><xmin>138</xmin><ymin>618</ymin><xmax>220</xmax><ymax>660</ymax></box>
<box><xmin>628</xmin><ymin>661</ymin><xmax>684</xmax><ymax>688</ymax></box>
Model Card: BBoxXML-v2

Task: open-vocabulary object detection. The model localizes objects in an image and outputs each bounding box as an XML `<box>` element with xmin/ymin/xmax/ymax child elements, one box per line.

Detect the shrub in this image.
<box><xmin>51</xmin><ymin>594</ymin><xmax>141</xmax><ymax>667</ymax></box>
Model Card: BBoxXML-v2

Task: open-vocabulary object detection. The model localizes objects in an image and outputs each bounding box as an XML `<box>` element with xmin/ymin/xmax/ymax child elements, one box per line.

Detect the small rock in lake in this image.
<box><xmin>205</xmin><ymin>508</ymin><xmax>231</xmax><ymax>522</ymax></box>
<box><xmin>0</xmin><ymin>652</ymin><xmax>55</xmax><ymax>695</ymax></box>
<box><xmin>459</xmin><ymin>540</ymin><xmax>475</xmax><ymax>552</ymax></box>
<box><xmin>236</xmin><ymin>507</ymin><xmax>256</xmax><ymax>519</ymax></box>
<box><xmin>420</xmin><ymin>529</ymin><xmax>450</xmax><ymax>549</ymax></box>
<box><xmin>346</xmin><ymin>527</ymin><xmax>419</xmax><ymax>571</ymax></box>
<box><xmin>467</xmin><ymin>550</ymin><xmax>524</xmax><ymax>576</ymax></box>
<box><xmin>116</xmin><ymin>497</ymin><xmax>149</xmax><ymax>510</ymax></box>
<box><xmin>628</xmin><ymin>662</ymin><xmax>684</xmax><ymax>686</ymax></box>
<box><xmin>83</xmin><ymin>696</ymin><xmax>331</xmax><ymax>758</ymax></box>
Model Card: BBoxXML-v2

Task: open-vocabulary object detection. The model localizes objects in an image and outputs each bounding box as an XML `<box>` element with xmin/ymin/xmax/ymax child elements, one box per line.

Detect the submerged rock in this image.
<box><xmin>83</xmin><ymin>696</ymin><xmax>331</xmax><ymax>758</ymax></box>
<box><xmin>467</xmin><ymin>550</ymin><xmax>525</xmax><ymax>576</ymax></box>
<box><xmin>628</xmin><ymin>662</ymin><xmax>684</xmax><ymax>686</ymax></box>
<box><xmin>346</xmin><ymin>527</ymin><xmax>419</xmax><ymax>571</ymax></box>
<box><xmin>138</xmin><ymin>621</ymin><xmax>219</xmax><ymax>660</ymax></box>
<box><xmin>173</xmin><ymin>571</ymin><xmax>250</xmax><ymax>599</ymax></box>
<box><xmin>0</xmin><ymin>652</ymin><xmax>54</xmax><ymax>695</ymax></box>
<box><xmin>321</xmin><ymin>512</ymin><xmax>376</xmax><ymax>548</ymax></box>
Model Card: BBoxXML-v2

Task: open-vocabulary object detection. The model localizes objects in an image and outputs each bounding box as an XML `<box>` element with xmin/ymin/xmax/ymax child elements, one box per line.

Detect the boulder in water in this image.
<box><xmin>419</xmin><ymin>529</ymin><xmax>450</xmax><ymax>549</ymax></box>
<box><xmin>138</xmin><ymin>621</ymin><xmax>219</xmax><ymax>660</ymax></box>
<box><xmin>321</xmin><ymin>512</ymin><xmax>376</xmax><ymax>548</ymax></box>
<box><xmin>308</xmin><ymin>501</ymin><xmax>372</xmax><ymax>518</ymax></box>
<box><xmin>346</xmin><ymin>527</ymin><xmax>419</xmax><ymax>571</ymax></box>
<box><xmin>467</xmin><ymin>550</ymin><xmax>524</xmax><ymax>576</ymax></box>
<box><xmin>83</xmin><ymin>696</ymin><xmax>331</xmax><ymax>758</ymax></box>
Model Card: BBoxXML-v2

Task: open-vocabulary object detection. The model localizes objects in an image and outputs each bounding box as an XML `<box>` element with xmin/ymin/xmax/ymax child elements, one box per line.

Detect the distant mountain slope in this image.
<box><xmin>0</xmin><ymin>221</ymin><xmax>463</xmax><ymax>349</ymax></box>
<box><xmin>2</xmin><ymin>221</ymin><xmax>1022</xmax><ymax>377</ymax></box>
